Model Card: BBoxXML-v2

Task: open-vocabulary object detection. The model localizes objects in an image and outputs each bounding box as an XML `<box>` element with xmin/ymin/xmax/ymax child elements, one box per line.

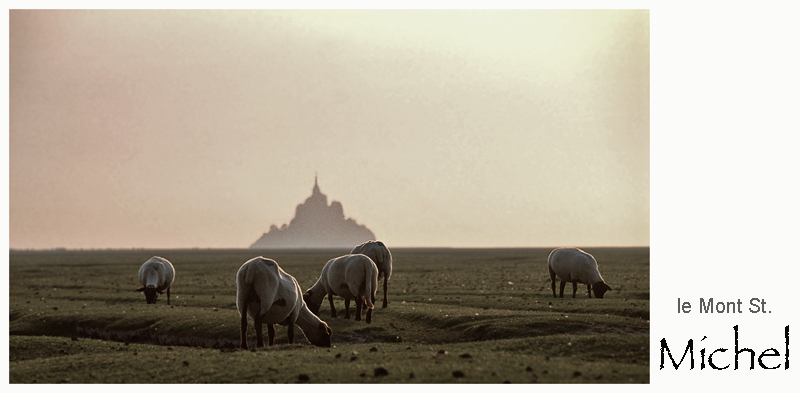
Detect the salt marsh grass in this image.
<box><xmin>9</xmin><ymin>247</ymin><xmax>649</xmax><ymax>383</ymax></box>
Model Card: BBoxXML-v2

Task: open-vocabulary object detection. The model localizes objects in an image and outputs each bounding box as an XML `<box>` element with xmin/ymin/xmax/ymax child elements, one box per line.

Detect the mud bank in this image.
<box><xmin>68</xmin><ymin>324</ymin><xmax>390</xmax><ymax>349</ymax></box>
<box><xmin>75</xmin><ymin>325</ymin><xmax>244</xmax><ymax>348</ymax></box>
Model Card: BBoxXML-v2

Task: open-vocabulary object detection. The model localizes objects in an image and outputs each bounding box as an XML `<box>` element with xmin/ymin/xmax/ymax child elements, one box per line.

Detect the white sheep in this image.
<box><xmin>547</xmin><ymin>247</ymin><xmax>612</xmax><ymax>299</ymax></box>
<box><xmin>136</xmin><ymin>256</ymin><xmax>175</xmax><ymax>305</ymax></box>
<box><xmin>236</xmin><ymin>257</ymin><xmax>332</xmax><ymax>349</ymax></box>
<box><xmin>350</xmin><ymin>240</ymin><xmax>393</xmax><ymax>308</ymax></box>
<box><xmin>303</xmin><ymin>254</ymin><xmax>379</xmax><ymax>323</ymax></box>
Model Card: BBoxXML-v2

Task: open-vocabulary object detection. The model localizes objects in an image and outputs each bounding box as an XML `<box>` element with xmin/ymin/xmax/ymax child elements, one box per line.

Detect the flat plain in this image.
<box><xmin>9</xmin><ymin>247</ymin><xmax>649</xmax><ymax>383</ymax></box>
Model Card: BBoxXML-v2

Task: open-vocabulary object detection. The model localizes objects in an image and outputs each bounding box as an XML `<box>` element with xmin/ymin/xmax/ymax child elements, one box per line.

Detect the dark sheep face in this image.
<box><xmin>592</xmin><ymin>282</ymin><xmax>612</xmax><ymax>299</ymax></box>
<box><xmin>144</xmin><ymin>286</ymin><xmax>158</xmax><ymax>304</ymax></box>
<box><xmin>303</xmin><ymin>291</ymin><xmax>320</xmax><ymax>316</ymax></box>
<box><xmin>310</xmin><ymin>322</ymin><xmax>332</xmax><ymax>347</ymax></box>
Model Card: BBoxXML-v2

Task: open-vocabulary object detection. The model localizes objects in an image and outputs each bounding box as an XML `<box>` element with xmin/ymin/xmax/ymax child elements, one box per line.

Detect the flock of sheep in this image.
<box><xmin>135</xmin><ymin>242</ymin><xmax>611</xmax><ymax>350</ymax></box>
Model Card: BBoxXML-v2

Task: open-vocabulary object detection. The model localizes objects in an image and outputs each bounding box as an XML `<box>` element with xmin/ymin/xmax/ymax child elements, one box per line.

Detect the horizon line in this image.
<box><xmin>9</xmin><ymin>245</ymin><xmax>651</xmax><ymax>252</ymax></box>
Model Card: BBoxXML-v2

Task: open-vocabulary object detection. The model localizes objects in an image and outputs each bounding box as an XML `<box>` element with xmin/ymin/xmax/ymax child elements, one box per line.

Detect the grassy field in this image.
<box><xmin>8</xmin><ymin>247</ymin><xmax>649</xmax><ymax>383</ymax></box>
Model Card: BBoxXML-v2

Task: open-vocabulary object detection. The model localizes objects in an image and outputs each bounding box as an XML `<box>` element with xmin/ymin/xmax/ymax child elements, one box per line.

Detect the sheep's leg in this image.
<box><xmin>355</xmin><ymin>297</ymin><xmax>363</xmax><ymax>321</ymax></box>
<box><xmin>587</xmin><ymin>284</ymin><xmax>592</xmax><ymax>298</ymax></box>
<box><xmin>382</xmin><ymin>276</ymin><xmax>388</xmax><ymax>308</ymax></box>
<box><xmin>267</xmin><ymin>324</ymin><xmax>275</xmax><ymax>346</ymax></box>
<box><xmin>328</xmin><ymin>294</ymin><xmax>337</xmax><ymax>318</ymax></box>
<box><xmin>572</xmin><ymin>282</ymin><xmax>578</xmax><ymax>298</ymax></box>
<box><xmin>167</xmin><ymin>287</ymin><xmax>171</xmax><ymax>305</ymax></box>
<box><xmin>551</xmin><ymin>279</ymin><xmax>557</xmax><ymax>298</ymax></box>
<box><xmin>366</xmin><ymin>299</ymin><xmax>373</xmax><ymax>324</ymax></box>
<box><xmin>559</xmin><ymin>281</ymin><xmax>566</xmax><ymax>298</ymax></box>
<box><xmin>287</xmin><ymin>323</ymin><xmax>295</xmax><ymax>344</ymax></box>
<box><xmin>254</xmin><ymin>314</ymin><xmax>264</xmax><ymax>348</ymax></box>
<box><xmin>344</xmin><ymin>298</ymin><xmax>351</xmax><ymax>320</ymax></box>
<box><xmin>240</xmin><ymin>310</ymin><xmax>249</xmax><ymax>350</ymax></box>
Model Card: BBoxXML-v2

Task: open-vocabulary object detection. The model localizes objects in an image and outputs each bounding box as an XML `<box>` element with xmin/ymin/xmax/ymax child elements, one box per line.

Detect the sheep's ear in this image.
<box><xmin>136</xmin><ymin>287</ymin><xmax>146</xmax><ymax>292</ymax></box>
<box><xmin>320</xmin><ymin>322</ymin><xmax>332</xmax><ymax>336</ymax></box>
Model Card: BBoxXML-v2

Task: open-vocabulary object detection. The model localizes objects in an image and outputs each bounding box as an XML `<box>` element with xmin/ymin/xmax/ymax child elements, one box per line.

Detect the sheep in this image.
<box><xmin>303</xmin><ymin>254</ymin><xmax>379</xmax><ymax>324</ymax></box>
<box><xmin>350</xmin><ymin>240</ymin><xmax>393</xmax><ymax>308</ymax></box>
<box><xmin>236</xmin><ymin>257</ymin><xmax>332</xmax><ymax>349</ymax></box>
<box><xmin>136</xmin><ymin>256</ymin><xmax>175</xmax><ymax>305</ymax></box>
<box><xmin>547</xmin><ymin>247</ymin><xmax>612</xmax><ymax>299</ymax></box>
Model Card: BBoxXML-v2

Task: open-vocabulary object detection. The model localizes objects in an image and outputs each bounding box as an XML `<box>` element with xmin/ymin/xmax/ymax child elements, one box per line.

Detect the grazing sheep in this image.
<box><xmin>303</xmin><ymin>254</ymin><xmax>379</xmax><ymax>323</ymax></box>
<box><xmin>136</xmin><ymin>256</ymin><xmax>175</xmax><ymax>305</ymax></box>
<box><xmin>547</xmin><ymin>247</ymin><xmax>612</xmax><ymax>299</ymax></box>
<box><xmin>350</xmin><ymin>240</ymin><xmax>393</xmax><ymax>308</ymax></box>
<box><xmin>237</xmin><ymin>257</ymin><xmax>332</xmax><ymax>349</ymax></box>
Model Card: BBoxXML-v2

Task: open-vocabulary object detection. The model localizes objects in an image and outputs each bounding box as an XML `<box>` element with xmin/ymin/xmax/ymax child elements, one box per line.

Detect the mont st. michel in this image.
<box><xmin>250</xmin><ymin>177</ymin><xmax>376</xmax><ymax>249</ymax></box>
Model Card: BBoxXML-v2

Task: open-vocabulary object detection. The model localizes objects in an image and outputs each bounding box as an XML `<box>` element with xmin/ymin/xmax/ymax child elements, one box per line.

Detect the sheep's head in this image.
<box><xmin>136</xmin><ymin>285</ymin><xmax>159</xmax><ymax>304</ymax></box>
<box><xmin>592</xmin><ymin>282</ymin><xmax>612</xmax><ymax>299</ymax></box>
<box><xmin>309</xmin><ymin>322</ymin><xmax>332</xmax><ymax>347</ymax></box>
<box><xmin>303</xmin><ymin>290</ymin><xmax>320</xmax><ymax>316</ymax></box>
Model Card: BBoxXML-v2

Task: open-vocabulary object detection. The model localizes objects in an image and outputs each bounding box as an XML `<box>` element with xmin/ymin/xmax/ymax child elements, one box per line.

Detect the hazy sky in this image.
<box><xmin>9</xmin><ymin>9</ymin><xmax>649</xmax><ymax>249</ymax></box>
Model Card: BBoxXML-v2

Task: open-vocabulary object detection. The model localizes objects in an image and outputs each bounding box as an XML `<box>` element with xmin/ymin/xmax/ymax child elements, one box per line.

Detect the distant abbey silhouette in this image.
<box><xmin>250</xmin><ymin>176</ymin><xmax>376</xmax><ymax>248</ymax></box>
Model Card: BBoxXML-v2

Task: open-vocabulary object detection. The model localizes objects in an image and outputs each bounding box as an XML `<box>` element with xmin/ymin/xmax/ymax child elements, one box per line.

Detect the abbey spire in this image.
<box><xmin>312</xmin><ymin>173</ymin><xmax>321</xmax><ymax>196</ymax></box>
<box><xmin>305</xmin><ymin>173</ymin><xmax>327</xmax><ymax>208</ymax></box>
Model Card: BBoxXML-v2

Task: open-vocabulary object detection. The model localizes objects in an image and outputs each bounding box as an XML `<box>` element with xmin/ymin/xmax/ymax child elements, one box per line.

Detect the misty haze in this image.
<box><xmin>9</xmin><ymin>9</ymin><xmax>648</xmax><ymax>250</ymax></box>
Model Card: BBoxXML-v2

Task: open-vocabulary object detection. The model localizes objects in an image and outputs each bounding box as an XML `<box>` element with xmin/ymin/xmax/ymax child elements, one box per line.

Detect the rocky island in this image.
<box><xmin>250</xmin><ymin>177</ymin><xmax>376</xmax><ymax>248</ymax></box>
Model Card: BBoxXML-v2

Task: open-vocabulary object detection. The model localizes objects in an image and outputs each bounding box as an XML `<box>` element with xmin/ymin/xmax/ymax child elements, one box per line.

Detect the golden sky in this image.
<box><xmin>9</xmin><ymin>10</ymin><xmax>649</xmax><ymax>249</ymax></box>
